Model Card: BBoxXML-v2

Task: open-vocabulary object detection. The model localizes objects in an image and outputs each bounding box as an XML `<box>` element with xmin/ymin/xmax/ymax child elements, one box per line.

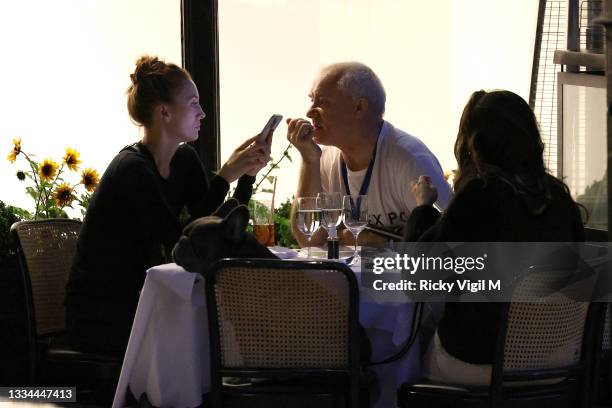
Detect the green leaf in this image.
<box><xmin>25</xmin><ymin>187</ymin><xmax>39</xmax><ymax>200</ymax></box>
<box><xmin>261</xmin><ymin>188</ymin><xmax>274</xmax><ymax>193</ymax></box>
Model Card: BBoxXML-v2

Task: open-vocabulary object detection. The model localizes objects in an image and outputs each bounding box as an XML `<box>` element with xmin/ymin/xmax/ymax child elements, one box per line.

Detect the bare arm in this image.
<box><xmin>286</xmin><ymin>118</ymin><xmax>328</xmax><ymax>247</ymax></box>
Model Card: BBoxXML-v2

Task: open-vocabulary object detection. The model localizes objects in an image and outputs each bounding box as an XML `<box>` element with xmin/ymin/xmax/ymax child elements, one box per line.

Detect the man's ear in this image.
<box><xmin>214</xmin><ymin>198</ymin><xmax>240</xmax><ymax>218</ymax></box>
<box><xmin>355</xmin><ymin>97</ymin><xmax>369</xmax><ymax>117</ymax></box>
<box><xmin>221</xmin><ymin>205</ymin><xmax>250</xmax><ymax>241</ymax></box>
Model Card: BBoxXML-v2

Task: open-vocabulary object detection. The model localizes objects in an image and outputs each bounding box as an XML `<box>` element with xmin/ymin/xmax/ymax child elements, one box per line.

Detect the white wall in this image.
<box><xmin>0</xmin><ymin>0</ymin><xmax>181</xmax><ymax>214</ymax></box>
<box><xmin>450</xmin><ymin>0</ymin><xmax>539</xmax><ymax>131</ymax></box>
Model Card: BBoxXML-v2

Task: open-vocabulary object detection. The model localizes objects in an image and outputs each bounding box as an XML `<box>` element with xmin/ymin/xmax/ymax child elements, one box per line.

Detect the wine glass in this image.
<box><xmin>295</xmin><ymin>197</ymin><xmax>321</xmax><ymax>258</ymax></box>
<box><xmin>342</xmin><ymin>195</ymin><xmax>368</xmax><ymax>266</ymax></box>
<box><xmin>316</xmin><ymin>192</ymin><xmax>343</xmax><ymax>240</ymax></box>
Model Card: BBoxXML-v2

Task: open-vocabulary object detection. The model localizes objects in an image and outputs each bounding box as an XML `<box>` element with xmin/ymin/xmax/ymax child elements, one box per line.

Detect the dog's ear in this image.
<box><xmin>213</xmin><ymin>198</ymin><xmax>240</xmax><ymax>219</ymax></box>
<box><xmin>221</xmin><ymin>205</ymin><xmax>250</xmax><ymax>241</ymax></box>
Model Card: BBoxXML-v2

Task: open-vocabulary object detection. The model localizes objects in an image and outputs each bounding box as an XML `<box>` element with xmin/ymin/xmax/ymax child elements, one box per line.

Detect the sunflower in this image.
<box><xmin>6</xmin><ymin>138</ymin><xmax>21</xmax><ymax>163</ymax></box>
<box><xmin>81</xmin><ymin>167</ymin><xmax>100</xmax><ymax>192</ymax></box>
<box><xmin>16</xmin><ymin>170</ymin><xmax>26</xmax><ymax>181</ymax></box>
<box><xmin>63</xmin><ymin>147</ymin><xmax>81</xmax><ymax>171</ymax></box>
<box><xmin>38</xmin><ymin>159</ymin><xmax>59</xmax><ymax>181</ymax></box>
<box><xmin>54</xmin><ymin>183</ymin><xmax>73</xmax><ymax>207</ymax></box>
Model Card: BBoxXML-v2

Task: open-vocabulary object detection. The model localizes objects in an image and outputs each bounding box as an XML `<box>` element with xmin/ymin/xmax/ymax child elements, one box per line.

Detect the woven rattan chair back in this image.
<box><xmin>12</xmin><ymin>219</ymin><xmax>81</xmax><ymax>336</ymax></box>
<box><xmin>213</xmin><ymin>264</ymin><xmax>350</xmax><ymax>369</ymax></box>
<box><xmin>503</xmin><ymin>268</ymin><xmax>591</xmax><ymax>371</ymax></box>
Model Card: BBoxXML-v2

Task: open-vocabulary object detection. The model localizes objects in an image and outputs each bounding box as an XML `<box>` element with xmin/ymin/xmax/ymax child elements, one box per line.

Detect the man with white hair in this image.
<box><xmin>288</xmin><ymin>62</ymin><xmax>451</xmax><ymax>246</ymax></box>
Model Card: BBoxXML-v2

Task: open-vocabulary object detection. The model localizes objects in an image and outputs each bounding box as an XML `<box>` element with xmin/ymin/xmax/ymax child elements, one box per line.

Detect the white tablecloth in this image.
<box><xmin>112</xmin><ymin>260</ymin><xmax>419</xmax><ymax>408</ymax></box>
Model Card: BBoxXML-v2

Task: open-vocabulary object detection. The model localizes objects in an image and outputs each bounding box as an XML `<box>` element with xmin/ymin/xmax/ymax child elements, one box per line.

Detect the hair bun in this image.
<box><xmin>131</xmin><ymin>55</ymin><xmax>164</xmax><ymax>85</ymax></box>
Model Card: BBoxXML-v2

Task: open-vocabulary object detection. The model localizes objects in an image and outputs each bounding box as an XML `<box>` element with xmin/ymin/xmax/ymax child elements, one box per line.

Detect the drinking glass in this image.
<box><xmin>342</xmin><ymin>195</ymin><xmax>368</xmax><ymax>266</ymax></box>
<box><xmin>251</xmin><ymin>200</ymin><xmax>275</xmax><ymax>246</ymax></box>
<box><xmin>295</xmin><ymin>197</ymin><xmax>321</xmax><ymax>258</ymax></box>
<box><xmin>316</xmin><ymin>192</ymin><xmax>343</xmax><ymax>240</ymax></box>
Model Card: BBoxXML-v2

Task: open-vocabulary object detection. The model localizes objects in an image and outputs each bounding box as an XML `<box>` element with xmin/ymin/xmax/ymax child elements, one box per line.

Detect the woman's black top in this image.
<box><xmin>65</xmin><ymin>142</ymin><xmax>254</xmax><ymax>353</ymax></box>
<box><xmin>403</xmin><ymin>175</ymin><xmax>585</xmax><ymax>364</ymax></box>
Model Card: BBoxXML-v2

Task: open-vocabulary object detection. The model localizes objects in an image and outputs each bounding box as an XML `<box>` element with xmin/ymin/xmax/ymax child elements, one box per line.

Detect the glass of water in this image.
<box><xmin>295</xmin><ymin>196</ymin><xmax>321</xmax><ymax>258</ymax></box>
<box><xmin>342</xmin><ymin>195</ymin><xmax>368</xmax><ymax>266</ymax></box>
<box><xmin>316</xmin><ymin>192</ymin><xmax>343</xmax><ymax>240</ymax></box>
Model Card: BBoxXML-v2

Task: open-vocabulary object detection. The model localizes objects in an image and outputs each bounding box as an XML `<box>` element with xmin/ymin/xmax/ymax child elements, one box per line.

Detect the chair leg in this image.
<box><xmin>350</xmin><ymin>373</ymin><xmax>359</xmax><ymax>408</ymax></box>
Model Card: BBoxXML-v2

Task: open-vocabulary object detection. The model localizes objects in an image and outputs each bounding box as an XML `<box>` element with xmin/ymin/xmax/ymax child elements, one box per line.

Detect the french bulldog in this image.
<box><xmin>172</xmin><ymin>199</ymin><xmax>277</xmax><ymax>274</ymax></box>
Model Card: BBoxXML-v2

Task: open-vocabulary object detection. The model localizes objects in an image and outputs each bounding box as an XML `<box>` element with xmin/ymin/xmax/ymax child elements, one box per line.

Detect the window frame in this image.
<box><xmin>182</xmin><ymin>0</ymin><xmax>220</xmax><ymax>171</ymax></box>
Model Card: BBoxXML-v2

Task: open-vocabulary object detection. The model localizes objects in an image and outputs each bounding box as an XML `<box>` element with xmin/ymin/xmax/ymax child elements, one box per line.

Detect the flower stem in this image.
<box><xmin>253</xmin><ymin>142</ymin><xmax>292</xmax><ymax>193</ymax></box>
<box><xmin>21</xmin><ymin>152</ymin><xmax>43</xmax><ymax>218</ymax></box>
<box><xmin>43</xmin><ymin>164</ymin><xmax>64</xmax><ymax>218</ymax></box>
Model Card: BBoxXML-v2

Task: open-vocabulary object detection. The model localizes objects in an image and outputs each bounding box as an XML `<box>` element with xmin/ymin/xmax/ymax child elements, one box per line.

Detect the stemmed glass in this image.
<box><xmin>342</xmin><ymin>195</ymin><xmax>368</xmax><ymax>266</ymax></box>
<box><xmin>295</xmin><ymin>197</ymin><xmax>321</xmax><ymax>258</ymax></box>
<box><xmin>316</xmin><ymin>192</ymin><xmax>343</xmax><ymax>240</ymax></box>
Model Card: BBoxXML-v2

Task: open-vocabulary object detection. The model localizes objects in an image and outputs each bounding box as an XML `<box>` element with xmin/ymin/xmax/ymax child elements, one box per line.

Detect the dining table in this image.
<box><xmin>111</xmin><ymin>247</ymin><xmax>420</xmax><ymax>408</ymax></box>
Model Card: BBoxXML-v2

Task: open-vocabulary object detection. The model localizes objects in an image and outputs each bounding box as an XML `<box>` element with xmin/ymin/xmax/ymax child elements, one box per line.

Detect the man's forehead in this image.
<box><xmin>310</xmin><ymin>69</ymin><xmax>342</xmax><ymax>97</ymax></box>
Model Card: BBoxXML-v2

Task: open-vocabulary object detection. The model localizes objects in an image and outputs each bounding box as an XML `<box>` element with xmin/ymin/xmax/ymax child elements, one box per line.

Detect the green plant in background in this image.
<box><xmin>273</xmin><ymin>198</ymin><xmax>296</xmax><ymax>248</ymax></box>
<box><xmin>0</xmin><ymin>200</ymin><xmax>30</xmax><ymax>259</ymax></box>
<box><xmin>575</xmin><ymin>171</ymin><xmax>607</xmax><ymax>230</ymax></box>
<box><xmin>6</xmin><ymin>138</ymin><xmax>100</xmax><ymax>219</ymax></box>
<box><xmin>248</xmin><ymin>142</ymin><xmax>298</xmax><ymax>247</ymax></box>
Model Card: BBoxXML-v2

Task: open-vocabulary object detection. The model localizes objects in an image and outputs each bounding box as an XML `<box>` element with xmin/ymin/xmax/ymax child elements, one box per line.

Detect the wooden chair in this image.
<box><xmin>205</xmin><ymin>258</ymin><xmax>366</xmax><ymax>408</ymax></box>
<box><xmin>397</xmin><ymin>264</ymin><xmax>604</xmax><ymax>408</ymax></box>
<box><xmin>11</xmin><ymin>219</ymin><xmax>121</xmax><ymax>403</ymax></box>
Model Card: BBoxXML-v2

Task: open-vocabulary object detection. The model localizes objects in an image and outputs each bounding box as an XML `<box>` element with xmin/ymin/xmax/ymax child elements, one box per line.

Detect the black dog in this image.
<box><xmin>172</xmin><ymin>199</ymin><xmax>277</xmax><ymax>274</ymax></box>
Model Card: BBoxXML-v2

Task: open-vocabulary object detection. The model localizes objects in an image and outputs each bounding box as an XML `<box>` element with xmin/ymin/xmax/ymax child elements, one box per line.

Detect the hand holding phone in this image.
<box><xmin>257</xmin><ymin>114</ymin><xmax>283</xmax><ymax>145</ymax></box>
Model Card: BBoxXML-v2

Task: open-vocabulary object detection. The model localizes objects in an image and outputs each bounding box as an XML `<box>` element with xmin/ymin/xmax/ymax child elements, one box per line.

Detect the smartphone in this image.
<box><xmin>257</xmin><ymin>114</ymin><xmax>283</xmax><ymax>144</ymax></box>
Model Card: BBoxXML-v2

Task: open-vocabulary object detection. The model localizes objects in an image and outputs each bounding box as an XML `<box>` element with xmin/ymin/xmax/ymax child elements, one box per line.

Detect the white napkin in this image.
<box><xmin>268</xmin><ymin>246</ymin><xmax>299</xmax><ymax>259</ymax></box>
<box><xmin>147</xmin><ymin>263</ymin><xmax>203</xmax><ymax>305</ymax></box>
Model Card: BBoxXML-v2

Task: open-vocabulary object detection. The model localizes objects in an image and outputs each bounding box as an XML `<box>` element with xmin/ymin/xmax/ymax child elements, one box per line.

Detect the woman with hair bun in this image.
<box><xmin>65</xmin><ymin>56</ymin><xmax>270</xmax><ymax>355</ymax></box>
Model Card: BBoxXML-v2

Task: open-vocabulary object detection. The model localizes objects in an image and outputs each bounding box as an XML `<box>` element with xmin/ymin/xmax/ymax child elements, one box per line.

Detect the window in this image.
<box><xmin>558</xmin><ymin>72</ymin><xmax>607</xmax><ymax>234</ymax></box>
<box><xmin>0</xmin><ymin>1</ymin><xmax>181</xmax><ymax>216</ymax></box>
<box><xmin>218</xmin><ymin>0</ymin><xmax>538</xmax><ymax>204</ymax></box>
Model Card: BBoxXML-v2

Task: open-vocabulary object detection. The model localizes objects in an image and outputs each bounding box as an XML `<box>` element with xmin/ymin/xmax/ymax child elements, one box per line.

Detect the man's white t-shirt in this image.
<box><xmin>319</xmin><ymin>121</ymin><xmax>451</xmax><ymax>235</ymax></box>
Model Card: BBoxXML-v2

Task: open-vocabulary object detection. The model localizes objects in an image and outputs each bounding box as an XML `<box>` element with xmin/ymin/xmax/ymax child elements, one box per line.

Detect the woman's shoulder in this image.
<box><xmin>170</xmin><ymin>143</ymin><xmax>201</xmax><ymax>168</ymax></box>
<box><xmin>105</xmin><ymin>144</ymin><xmax>155</xmax><ymax>180</ymax></box>
<box><xmin>446</xmin><ymin>177</ymin><xmax>503</xmax><ymax>215</ymax></box>
<box><xmin>174</xmin><ymin>143</ymin><xmax>199</xmax><ymax>158</ymax></box>
<box><xmin>453</xmin><ymin>177</ymin><xmax>490</xmax><ymax>198</ymax></box>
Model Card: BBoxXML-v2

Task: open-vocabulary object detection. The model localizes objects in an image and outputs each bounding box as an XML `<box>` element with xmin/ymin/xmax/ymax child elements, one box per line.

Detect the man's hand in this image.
<box><xmin>411</xmin><ymin>175</ymin><xmax>438</xmax><ymax>206</ymax></box>
<box><xmin>286</xmin><ymin>118</ymin><xmax>321</xmax><ymax>164</ymax></box>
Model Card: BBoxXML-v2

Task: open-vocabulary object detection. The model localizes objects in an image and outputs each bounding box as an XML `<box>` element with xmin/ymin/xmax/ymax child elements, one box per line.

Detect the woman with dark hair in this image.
<box><xmin>65</xmin><ymin>56</ymin><xmax>270</xmax><ymax>355</ymax></box>
<box><xmin>403</xmin><ymin>90</ymin><xmax>584</xmax><ymax>385</ymax></box>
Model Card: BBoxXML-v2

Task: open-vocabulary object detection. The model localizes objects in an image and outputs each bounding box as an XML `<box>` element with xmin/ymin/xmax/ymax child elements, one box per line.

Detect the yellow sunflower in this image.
<box><xmin>63</xmin><ymin>147</ymin><xmax>81</xmax><ymax>171</ymax></box>
<box><xmin>54</xmin><ymin>183</ymin><xmax>73</xmax><ymax>207</ymax></box>
<box><xmin>6</xmin><ymin>138</ymin><xmax>21</xmax><ymax>163</ymax></box>
<box><xmin>81</xmin><ymin>167</ymin><xmax>100</xmax><ymax>192</ymax></box>
<box><xmin>38</xmin><ymin>158</ymin><xmax>59</xmax><ymax>182</ymax></box>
